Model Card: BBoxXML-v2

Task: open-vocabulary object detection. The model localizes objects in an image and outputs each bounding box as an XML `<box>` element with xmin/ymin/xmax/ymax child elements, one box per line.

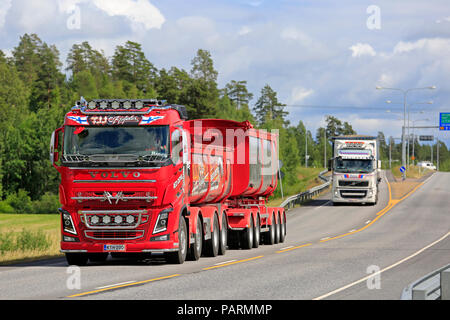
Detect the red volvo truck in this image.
<box><xmin>50</xmin><ymin>99</ymin><xmax>286</xmax><ymax>265</ymax></box>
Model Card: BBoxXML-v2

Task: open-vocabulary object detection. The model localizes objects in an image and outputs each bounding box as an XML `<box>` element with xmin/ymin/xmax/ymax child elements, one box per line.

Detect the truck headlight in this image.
<box><xmin>59</xmin><ymin>208</ymin><xmax>77</xmax><ymax>235</ymax></box>
<box><xmin>153</xmin><ymin>208</ymin><xmax>173</xmax><ymax>234</ymax></box>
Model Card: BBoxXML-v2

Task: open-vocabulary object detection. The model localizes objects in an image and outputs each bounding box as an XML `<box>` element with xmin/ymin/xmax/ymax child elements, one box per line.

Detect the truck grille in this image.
<box><xmin>340</xmin><ymin>190</ymin><xmax>367</xmax><ymax>199</ymax></box>
<box><xmin>85</xmin><ymin>230</ymin><xmax>145</xmax><ymax>240</ymax></box>
<box><xmin>339</xmin><ymin>181</ymin><xmax>369</xmax><ymax>187</ymax></box>
<box><xmin>72</xmin><ymin>191</ymin><xmax>156</xmax><ymax>204</ymax></box>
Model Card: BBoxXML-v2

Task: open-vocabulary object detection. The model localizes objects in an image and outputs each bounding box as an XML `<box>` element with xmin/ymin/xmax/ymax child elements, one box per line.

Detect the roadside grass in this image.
<box><xmin>0</xmin><ymin>214</ymin><xmax>61</xmax><ymax>264</ymax></box>
<box><xmin>391</xmin><ymin>164</ymin><xmax>431</xmax><ymax>179</ymax></box>
<box><xmin>390</xmin><ymin>165</ymin><xmax>434</xmax><ymax>200</ymax></box>
<box><xmin>267</xmin><ymin>167</ymin><xmax>327</xmax><ymax>207</ymax></box>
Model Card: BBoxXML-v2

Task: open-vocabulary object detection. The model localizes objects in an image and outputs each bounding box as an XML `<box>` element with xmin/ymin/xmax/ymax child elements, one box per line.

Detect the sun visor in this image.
<box><xmin>338</xmin><ymin>149</ymin><xmax>372</xmax><ymax>159</ymax></box>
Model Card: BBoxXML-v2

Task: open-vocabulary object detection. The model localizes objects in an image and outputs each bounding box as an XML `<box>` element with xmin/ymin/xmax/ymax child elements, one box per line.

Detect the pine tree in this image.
<box><xmin>254</xmin><ymin>84</ymin><xmax>288</xmax><ymax>126</ymax></box>
<box><xmin>112</xmin><ymin>41</ymin><xmax>157</xmax><ymax>94</ymax></box>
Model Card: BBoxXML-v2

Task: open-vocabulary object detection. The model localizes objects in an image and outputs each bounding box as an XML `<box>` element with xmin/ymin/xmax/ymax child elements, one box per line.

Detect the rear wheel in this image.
<box><xmin>166</xmin><ymin>217</ymin><xmax>187</xmax><ymax>264</ymax></box>
<box><xmin>187</xmin><ymin>217</ymin><xmax>202</xmax><ymax>261</ymax></box>
<box><xmin>241</xmin><ymin>216</ymin><xmax>254</xmax><ymax>249</ymax></box>
<box><xmin>279</xmin><ymin>213</ymin><xmax>286</xmax><ymax>243</ymax></box>
<box><xmin>204</xmin><ymin>215</ymin><xmax>219</xmax><ymax>257</ymax></box>
<box><xmin>65</xmin><ymin>253</ymin><xmax>88</xmax><ymax>266</ymax></box>
<box><xmin>265</xmin><ymin>213</ymin><xmax>276</xmax><ymax>245</ymax></box>
<box><xmin>218</xmin><ymin>213</ymin><xmax>228</xmax><ymax>255</ymax></box>
<box><xmin>274</xmin><ymin>214</ymin><xmax>280</xmax><ymax>244</ymax></box>
<box><xmin>253</xmin><ymin>215</ymin><xmax>260</xmax><ymax>248</ymax></box>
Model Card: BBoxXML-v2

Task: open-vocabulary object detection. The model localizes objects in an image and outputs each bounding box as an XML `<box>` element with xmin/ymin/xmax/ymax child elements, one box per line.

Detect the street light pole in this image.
<box><xmin>376</xmin><ymin>85</ymin><xmax>435</xmax><ymax>178</ymax></box>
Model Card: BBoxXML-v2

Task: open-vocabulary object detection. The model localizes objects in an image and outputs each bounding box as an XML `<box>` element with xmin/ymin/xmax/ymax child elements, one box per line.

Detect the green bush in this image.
<box><xmin>33</xmin><ymin>192</ymin><xmax>60</xmax><ymax>214</ymax></box>
<box><xmin>0</xmin><ymin>201</ymin><xmax>15</xmax><ymax>213</ymax></box>
<box><xmin>5</xmin><ymin>189</ymin><xmax>33</xmax><ymax>214</ymax></box>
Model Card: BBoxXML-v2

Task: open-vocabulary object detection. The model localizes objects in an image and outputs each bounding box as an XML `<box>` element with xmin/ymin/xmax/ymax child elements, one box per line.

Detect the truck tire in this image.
<box><xmin>274</xmin><ymin>214</ymin><xmax>280</xmax><ymax>244</ymax></box>
<box><xmin>218</xmin><ymin>212</ymin><xmax>227</xmax><ymax>255</ymax></box>
<box><xmin>241</xmin><ymin>216</ymin><xmax>254</xmax><ymax>250</ymax></box>
<box><xmin>279</xmin><ymin>213</ymin><xmax>286</xmax><ymax>243</ymax></box>
<box><xmin>187</xmin><ymin>217</ymin><xmax>202</xmax><ymax>261</ymax></box>
<box><xmin>166</xmin><ymin>217</ymin><xmax>188</xmax><ymax>264</ymax></box>
<box><xmin>253</xmin><ymin>215</ymin><xmax>260</xmax><ymax>248</ymax></box>
<box><xmin>204</xmin><ymin>214</ymin><xmax>219</xmax><ymax>257</ymax></box>
<box><xmin>264</xmin><ymin>213</ymin><xmax>276</xmax><ymax>245</ymax></box>
<box><xmin>65</xmin><ymin>253</ymin><xmax>88</xmax><ymax>266</ymax></box>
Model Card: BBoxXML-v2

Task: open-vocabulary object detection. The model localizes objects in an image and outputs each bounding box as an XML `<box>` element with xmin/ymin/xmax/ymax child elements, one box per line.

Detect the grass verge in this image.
<box><xmin>267</xmin><ymin>167</ymin><xmax>327</xmax><ymax>207</ymax></box>
<box><xmin>0</xmin><ymin>214</ymin><xmax>61</xmax><ymax>265</ymax></box>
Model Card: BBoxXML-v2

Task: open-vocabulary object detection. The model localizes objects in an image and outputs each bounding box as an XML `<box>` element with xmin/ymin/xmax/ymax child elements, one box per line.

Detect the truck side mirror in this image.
<box><xmin>50</xmin><ymin>127</ymin><xmax>63</xmax><ymax>167</ymax></box>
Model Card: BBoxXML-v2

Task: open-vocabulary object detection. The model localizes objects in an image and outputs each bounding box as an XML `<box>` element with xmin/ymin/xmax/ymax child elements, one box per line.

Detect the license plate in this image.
<box><xmin>103</xmin><ymin>244</ymin><xmax>126</xmax><ymax>252</ymax></box>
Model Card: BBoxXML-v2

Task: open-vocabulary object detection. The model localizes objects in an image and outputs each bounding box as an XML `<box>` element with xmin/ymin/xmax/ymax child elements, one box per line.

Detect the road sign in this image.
<box><xmin>411</xmin><ymin>156</ymin><xmax>415</xmax><ymax>161</ymax></box>
<box><xmin>400</xmin><ymin>166</ymin><xmax>406</xmax><ymax>173</ymax></box>
<box><xmin>440</xmin><ymin>113</ymin><xmax>450</xmax><ymax>131</ymax></box>
<box><xmin>419</xmin><ymin>135</ymin><xmax>434</xmax><ymax>141</ymax></box>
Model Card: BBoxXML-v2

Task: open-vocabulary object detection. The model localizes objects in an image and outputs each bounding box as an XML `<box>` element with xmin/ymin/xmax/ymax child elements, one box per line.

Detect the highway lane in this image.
<box><xmin>0</xmin><ymin>172</ymin><xmax>448</xmax><ymax>299</ymax></box>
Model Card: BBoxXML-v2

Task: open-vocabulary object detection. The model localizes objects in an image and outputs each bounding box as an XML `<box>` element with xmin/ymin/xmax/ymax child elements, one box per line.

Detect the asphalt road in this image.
<box><xmin>0</xmin><ymin>172</ymin><xmax>449</xmax><ymax>300</ymax></box>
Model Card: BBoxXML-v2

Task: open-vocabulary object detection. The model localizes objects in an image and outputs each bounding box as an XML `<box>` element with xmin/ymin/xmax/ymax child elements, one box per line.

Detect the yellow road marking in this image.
<box><xmin>276</xmin><ymin>243</ymin><xmax>312</xmax><ymax>253</ymax></box>
<box><xmin>203</xmin><ymin>256</ymin><xmax>264</xmax><ymax>270</ymax></box>
<box><xmin>67</xmin><ymin>274</ymin><xmax>180</xmax><ymax>298</ymax></box>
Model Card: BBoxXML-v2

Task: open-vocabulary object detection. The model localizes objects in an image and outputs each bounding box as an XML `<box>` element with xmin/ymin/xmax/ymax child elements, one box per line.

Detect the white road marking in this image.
<box><xmin>320</xmin><ymin>237</ymin><xmax>330</xmax><ymax>241</ymax></box>
<box><xmin>280</xmin><ymin>246</ymin><xmax>294</xmax><ymax>250</ymax></box>
<box><xmin>95</xmin><ymin>281</ymin><xmax>136</xmax><ymax>290</ymax></box>
<box><xmin>348</xmin><ymin>229</ymin><xmax>357</xmax><ymax>233</ymax></box>
<box><xmin>313</xmin><ymin>231</ymin><xmax>450</xmax><ymax>300</ymax></box>
<box><xmin>365</xmin><ymin>220</ymin><xmax>371</xmax><ymax>224</ymax></box>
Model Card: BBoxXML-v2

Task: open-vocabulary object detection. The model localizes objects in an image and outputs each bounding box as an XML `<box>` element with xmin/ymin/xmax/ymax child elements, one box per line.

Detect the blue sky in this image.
<box><xmin>1</xmin><ymin>0</ymin><xmax>449</xmax><ymax>147</ymax></box>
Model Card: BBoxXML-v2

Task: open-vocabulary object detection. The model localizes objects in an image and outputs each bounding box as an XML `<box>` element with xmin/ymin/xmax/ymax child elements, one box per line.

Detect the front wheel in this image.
<box><xmin>166</xmin><ymin>217</ymin><xmax>187</xmax><ymax>264</ymax></box>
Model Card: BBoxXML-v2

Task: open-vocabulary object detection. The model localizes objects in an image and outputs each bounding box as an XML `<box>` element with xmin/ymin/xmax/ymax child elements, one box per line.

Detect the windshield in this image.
<box><xmin>334</xmin><ymin>158</ymin><xmax>373</xmax><ymax>174</ymax></box>
<box><xmin>63</xmin><ymin>126</ymin><xmax>169</xmax><ymax>165</ymax></box>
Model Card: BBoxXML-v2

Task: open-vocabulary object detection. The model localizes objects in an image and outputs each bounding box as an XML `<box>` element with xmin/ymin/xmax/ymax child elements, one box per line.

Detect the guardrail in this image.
<box><xmin>281</xmin><ymin>169</ymin><xmax>331</xmax><ymax>210</ymax></box>
<box><xmin>401</xmin><ymin>264</ymin><xmax>450</xmax><ymax>300</ymax></box>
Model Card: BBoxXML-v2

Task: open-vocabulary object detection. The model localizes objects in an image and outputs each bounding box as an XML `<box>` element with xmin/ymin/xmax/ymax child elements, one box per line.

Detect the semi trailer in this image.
<box><xmin>50</xmin><ymin>99</ymin><xmax>286</xmax><ymax>265</ymax></box>
<box><xmin>329</xmin><ymin>135</ymin><xmax>381</xmax><ymax>205</ymax></box>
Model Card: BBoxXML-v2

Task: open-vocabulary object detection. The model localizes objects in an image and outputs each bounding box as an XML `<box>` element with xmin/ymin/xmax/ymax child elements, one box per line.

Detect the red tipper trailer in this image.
<box><xmin>50</xmin><ymin>99</ymin><xmax>286</xmax><ymax>265</ymax></box>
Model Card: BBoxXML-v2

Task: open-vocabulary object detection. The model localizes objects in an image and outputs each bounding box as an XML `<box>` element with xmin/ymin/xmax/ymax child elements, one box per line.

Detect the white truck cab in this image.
<box><xmin>330</xmin><ymin>135</ymin><xmax>381</xmax><ymax>205</ymax></box>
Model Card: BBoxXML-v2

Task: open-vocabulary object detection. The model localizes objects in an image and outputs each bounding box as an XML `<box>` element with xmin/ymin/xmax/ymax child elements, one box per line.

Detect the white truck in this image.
<box><xmin>329</xmin><ymin>135</ymin><xmax>381</xmax><ymax>205</ymax></box>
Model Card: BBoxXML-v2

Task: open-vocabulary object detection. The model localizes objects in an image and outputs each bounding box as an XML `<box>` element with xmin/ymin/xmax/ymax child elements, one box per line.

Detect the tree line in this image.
<box><xmin>0</xmin><ymin>33</ymin><xmax>448</xmax><ymax>213</ymax></box>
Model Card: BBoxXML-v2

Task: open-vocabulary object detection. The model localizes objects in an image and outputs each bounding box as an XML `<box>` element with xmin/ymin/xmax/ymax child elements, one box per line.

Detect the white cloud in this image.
<box><xmin>0</xmin><ymin>0</ymin><xmax>12</xmax><ymax>29</ymax></box>
<box><xmin>393</xmin><ymin>38</ymin><xmax>450</xmax><ymax>55</ymax></box>
<box><xmin>93</xmin><ymin>0</ymin><xmax>165</xmax><ymax>30</ymax></box>
<box><xmin>349</xmin><ymin>43</ymin><xmax>376</xmax><ymax>57</ymax></box>
<box><xmin>289</xmin><ymin>87</ymin><xmax>314</xmax><ymax>104</ymax></box>
<box><xmin>58</xmin><ymin>0</ymin><xmax>165</xmax><ymax>30</ymax></box>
